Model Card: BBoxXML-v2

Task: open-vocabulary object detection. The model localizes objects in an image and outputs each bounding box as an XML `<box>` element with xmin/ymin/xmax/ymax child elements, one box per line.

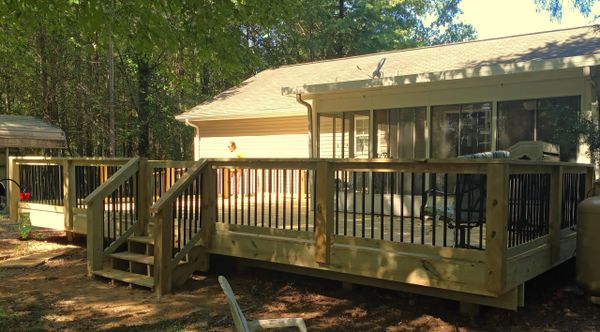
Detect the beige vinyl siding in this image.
<box><xmin>194</xmin><ymin>116</ymin><xmax>309</xmax><ymax>158</ymax></box>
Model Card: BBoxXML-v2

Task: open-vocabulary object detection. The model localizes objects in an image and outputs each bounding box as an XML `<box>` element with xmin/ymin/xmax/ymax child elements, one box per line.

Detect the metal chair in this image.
<box><xmin>218</xmin><ymin>275</ymin><xmax>308</xmax><ymax>332</ymax></box>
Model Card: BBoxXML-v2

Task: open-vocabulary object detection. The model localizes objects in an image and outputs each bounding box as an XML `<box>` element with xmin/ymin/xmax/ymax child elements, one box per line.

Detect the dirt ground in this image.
<box><xmin>0</xmin><ymin>219</ymin><xmax>599</xmax><ymax>332</ymax></box>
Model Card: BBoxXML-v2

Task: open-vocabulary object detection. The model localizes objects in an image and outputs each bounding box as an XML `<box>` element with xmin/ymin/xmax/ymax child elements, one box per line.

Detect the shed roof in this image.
<box><xmin>0</xmin><ymin>115</ymin><xmax>66</xmax><ymax>149</ymax></box>
<box><xmin>177</xmin><ymin>25</ymin><xmax>600</xmax><ymax>122</ymax></box>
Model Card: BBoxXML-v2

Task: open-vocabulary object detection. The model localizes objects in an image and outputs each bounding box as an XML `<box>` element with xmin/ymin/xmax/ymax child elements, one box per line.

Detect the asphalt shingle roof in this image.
<box><xmin>178</xmin><ymin>25</ymin><xmax>600</xmax><ymax>121</ymax></box>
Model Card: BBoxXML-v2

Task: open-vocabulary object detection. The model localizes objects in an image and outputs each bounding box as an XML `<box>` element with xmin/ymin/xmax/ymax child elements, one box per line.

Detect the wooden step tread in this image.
<box><xmin>93</xmin><ymin>268</ymin><xmax>154</xmax><ymax>288</ymax></box>
<box><xmin>111</xmin><ymin>252</ymin><xmax>154</xmax><ymax>265</ymax></box>
<box><xmin>128</xmin><ymin>236</ymin><xmax>154</xmax><ymax>245</ymax></box>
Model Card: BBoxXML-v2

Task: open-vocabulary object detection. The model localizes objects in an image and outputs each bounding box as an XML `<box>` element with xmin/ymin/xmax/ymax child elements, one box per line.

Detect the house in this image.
<box><xmin>177</xmin><ymin>25</ymin><xmax>600</xmax><ymax>165</ymax></box>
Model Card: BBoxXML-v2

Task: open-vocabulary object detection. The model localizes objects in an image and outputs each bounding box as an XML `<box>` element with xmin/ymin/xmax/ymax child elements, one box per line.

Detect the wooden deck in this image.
<box><xmin>9</xmin><ymin>156</ymin><xmax>594</xmax><ymax>311</ymax></box>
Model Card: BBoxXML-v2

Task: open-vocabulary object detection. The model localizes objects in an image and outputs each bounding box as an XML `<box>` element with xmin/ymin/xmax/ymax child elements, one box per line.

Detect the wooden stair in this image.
<box><xmin>92</xmin><ymin>235</ymin><xmax>156</xmax><ymax>289</ymax></box>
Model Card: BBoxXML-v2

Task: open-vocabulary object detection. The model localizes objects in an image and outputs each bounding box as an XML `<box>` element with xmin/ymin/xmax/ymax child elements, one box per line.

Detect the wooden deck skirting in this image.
<box><xmin>8</xmin><ymin>157</ymin><xmax>595</xmax><ymax>310</ymax></box>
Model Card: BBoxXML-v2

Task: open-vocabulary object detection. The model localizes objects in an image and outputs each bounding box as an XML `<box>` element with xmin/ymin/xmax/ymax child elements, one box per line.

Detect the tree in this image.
<box><xmin>247</xmin><ymin>0</ymin><xmax>476</xmax><ymax>66</ymax></box>
<box><xmin>533</xmin><ymin>0</ymin><xmax>598</xmax><ymax>20</ymax></box>
<box><xmin>0</xmin><ymin>0</ymin><xmax>475</xmax><ymax>159</ymax></box>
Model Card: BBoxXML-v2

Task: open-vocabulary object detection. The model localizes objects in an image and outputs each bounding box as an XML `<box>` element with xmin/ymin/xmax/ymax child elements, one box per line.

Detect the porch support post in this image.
<box><xmin>315</xmin><ymin>161</ymin><xmax>334</xmax><ymax>265</ymax></box>
<box><xmin>154</xmin><ymin>204</ymin><xmax>173</xmax><ymax>296</ymax></box>
<box><xmin>485</xmin><ymin>163</ymin><xmax>509</xmax><ymax>295</ymax></box>
<box><xmin>549</xmin><ymin>166</ymin><xmax>564</xmax><ymax>264</ymax></box>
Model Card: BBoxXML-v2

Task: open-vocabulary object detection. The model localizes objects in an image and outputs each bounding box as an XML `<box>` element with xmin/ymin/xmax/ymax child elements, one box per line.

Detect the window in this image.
<box><xmin>497</xmin><ymin>96</ymin><xmax>579</xmax><ymax>161</ymax></box>
<box><xmin>373</xmin><ymin>107</ymin><xmax>426</xmax><ymax>159</ymax></box>
<box><xmin>318</xmin><ymin>112</ymin><xmax>363</xmax><ymax>158</ymax></box>
<box><xmin>431</xmin><ymin>102</ymin><xmax>492</xmax><ymax>158</ymax></box>
<box><xmin>354</xmin><ymin>115</ymin><xmax>370</xmax><ymax>158</ymax></box>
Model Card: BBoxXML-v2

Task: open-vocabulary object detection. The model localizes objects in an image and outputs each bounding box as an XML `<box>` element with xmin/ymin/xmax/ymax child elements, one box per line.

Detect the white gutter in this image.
<box><xmin>184</xmin><ymin>119</ymin><xmax>201</xmax><ymax>161</ymax></box>
<box><xmin>295</xmin><ymin>94</ymin><xmax>314</xmax><ymax>158</ymax></box>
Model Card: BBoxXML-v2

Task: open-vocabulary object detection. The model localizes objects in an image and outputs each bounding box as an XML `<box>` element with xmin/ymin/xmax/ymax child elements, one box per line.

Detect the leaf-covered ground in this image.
<box><xmin>0</xmin><ymin>218</ymin><xmax>598</xmax><ymax>331</ymax></box>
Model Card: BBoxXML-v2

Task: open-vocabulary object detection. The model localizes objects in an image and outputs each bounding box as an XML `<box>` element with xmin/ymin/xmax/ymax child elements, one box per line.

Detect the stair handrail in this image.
<box><xmin>84</xmin><ymin>157</ymin><xmax>140</xmax><ymax>205</ymax></box>
<box><xmin>149</xmin><ymin>159</ymin><xmax>208</xmax><ymax>215</ymax></box>
<box><xmin>85</xmin><ymin>157</ymin><xmax>141</xmax><ymax>275</ymax></box>
<box><xmin>150</xmin><ymin>158</ymin><xmax>211</xmax><ymax>295</ymax></box>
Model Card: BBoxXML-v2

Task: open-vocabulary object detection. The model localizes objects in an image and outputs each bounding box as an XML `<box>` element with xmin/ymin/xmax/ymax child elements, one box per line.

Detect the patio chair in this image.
<box><xmin>218</xmin><ymin>276</ymin><xmax>308</xmax><ymax>332</ymax></box>
<box><xmin>421</xmin><ymin>151</ymin><xmax>507</xmax><ymax>248</ymax></box>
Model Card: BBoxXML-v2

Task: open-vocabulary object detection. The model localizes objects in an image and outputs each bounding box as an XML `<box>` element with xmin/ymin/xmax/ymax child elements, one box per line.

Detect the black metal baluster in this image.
<box><xmin>275</xmin><ymin>169</ymin><xmax>280</xmax><ymax>228</ymax></box>
<box><xmin>268</xmin><ymin>169</ymin><xmax>272</xmax><ymax>228</ymax></box>
<box><xmin>370</xmin><ymin>172</ymin><xmax>375</xmax><ymax>239</ymax></box>
<box><xmin>390</xmin><ymin>172</ymin><xmax>394</xmax><ymax>242</ymax></box>
<box><xmin>290</xmin><ymin>169</ymin><xmax>297</xmax><ymax>230</ymax></box>
<box><xmin>362</xmin><ymin>172</ymin><xmax>366</xmax><ymax>238</ymax></box>
<box><xmin>352</xmin><ymin>172</ymin><xmax>357</xmax><ymax>237</ymax></box>
<box><xmin>297</xmin><ymin>170</ymin><xmax>302</xmax><ymax>231</ymax></box>
<box><xmin>283</xmin><ymin>169</ymin><xmax>287</xmax><ymax>229</ymax></box>
<box><xmin>421</xmin><ymin>173</ymin><xmax>425</xmax><ymax>245</ymax></box>
<box><xmin>401</xmin><ymin>172</ymin><xmax>405</xmax><ymax>243</ymax></box>
<box><xmin>443</xmin><ymin>173</ymin><xmax>448</xmax><ymax>247</ymax></box>
<box><xmin>335</xmin><ymin>170</ymin><xmax>339</xmax><ymax>234</ymax></box>
<box><xmin>343</xmin><ymin>170</ymin><xmax>348</xmax><ymax>236</ymax></box>
<box><xmin>380</xmin><ymin>173</ymin><xmax>385</xmax><ymax>240</ymax></box>
<box><xmin>432</xmin><ymin>173</ymin><xmax>437</xmax><ymax>246</ymax></box>
<box><xmin>410</xmin><ymin>173</ymin><xmax>415</xmax><ymax>244</ymax></box>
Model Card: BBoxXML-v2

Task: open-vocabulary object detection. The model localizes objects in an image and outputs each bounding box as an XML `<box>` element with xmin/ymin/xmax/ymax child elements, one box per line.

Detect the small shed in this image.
<box><xmin>0</xmin><ymin>115</ymin><xmax>66</xmax><ymax>211</ymax></box>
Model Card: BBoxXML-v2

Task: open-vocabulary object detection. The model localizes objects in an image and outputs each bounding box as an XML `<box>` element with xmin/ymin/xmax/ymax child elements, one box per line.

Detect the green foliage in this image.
<box><xmin>533</xmin><ymin>0</ymin><xmax>597</xmax><ymax>21</ymax></box>
<box><xmin>553</xmin><ymin>106</ymin><xmax>600</xmax><ymax>166</ymax></box>
<box><xmin>0</xmin><ymin>0</ymin><xmax>474</xmax><ymax>159</ymax></box>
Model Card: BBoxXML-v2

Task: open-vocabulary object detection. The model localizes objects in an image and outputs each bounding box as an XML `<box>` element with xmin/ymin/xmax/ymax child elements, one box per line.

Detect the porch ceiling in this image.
<box><xmin>0</xmin><ymin>115</ymin><xmax>66</xmax><ymax>149</ymax></box>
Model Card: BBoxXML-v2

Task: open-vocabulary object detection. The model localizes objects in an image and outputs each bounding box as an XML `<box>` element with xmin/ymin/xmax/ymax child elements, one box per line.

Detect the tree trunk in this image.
<box><xmin>137</xmin><ymin>58</ymin><xmax>151</xmax><ymax>157</ymax></box>
<box><xmin>335</xmin><ymin>0</ymin><xmax>345</xmax><ymax>57</ymax></box>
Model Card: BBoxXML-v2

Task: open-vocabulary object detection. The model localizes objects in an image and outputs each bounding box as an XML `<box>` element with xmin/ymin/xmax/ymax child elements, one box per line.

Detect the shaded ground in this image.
<box><xmin>0</xmin><ymin>218</ymin><xmax>598</xmax><ymax>331</ymax></box>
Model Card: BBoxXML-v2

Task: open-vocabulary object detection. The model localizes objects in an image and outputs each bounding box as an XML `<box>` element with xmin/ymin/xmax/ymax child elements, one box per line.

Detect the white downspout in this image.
<box><xmin>184</xmin><ymin>119</ymin><xmax>201</xmax><ymax>161</ymax></box>
<box><xmin>296</xmin><ymin>94</ymin><xmax>314</xmax><ymax>158</ymax></box>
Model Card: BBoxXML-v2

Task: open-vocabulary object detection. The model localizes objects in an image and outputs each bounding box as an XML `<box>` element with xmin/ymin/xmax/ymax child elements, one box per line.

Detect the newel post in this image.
<box><xmin>485</xmin><ymin>163</ymin><xmax>509</xmax><ymax>295</ymax></box>
<box><xmin>200</xmin><ymin>165</ymin><xmax>216</xmax><ymax>248</ymax></box>
<box><xmin>154</xmin><ymin>204</ymin><xmax>173</xmax><ymax>296</ymax></box>
<box><xmin>314</xmin><ymin>161</ymin><xmax>334</xmax><ymax>265</ymax></box>
<box><xmin>8</xmin><ymin>157</ymin><xmax>19</xmax><ymax>222</ymax></box>
<box><xmin>87</xmin><ymin>199</ymin><xmax>104</xmax><ymax>275</ymax></box>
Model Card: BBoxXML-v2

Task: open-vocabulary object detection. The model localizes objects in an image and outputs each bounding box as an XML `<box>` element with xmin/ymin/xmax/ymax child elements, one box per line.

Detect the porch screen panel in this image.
<box><xmin>431</xmin><ymin>103</ymin><xmax>491</xmax><ymax>158</ymax></box>
<box><xmin>537</xmin><ymin>96</ymin><xmax>579</xmax><ymax>162</ymax></box>
<box><xmin>374</xmin><ymin>107</ymin><xmax>426</xmax><ymax>159</ymax></box>
<box><xmin>319</xmin><ymin>113</ymin><xmax>353</xmax><ymax>158</ymax></box>
<box><xmin>497</xmin><ymin>96</ymin><xmax>579</xmax><ymax>162</ymax></box>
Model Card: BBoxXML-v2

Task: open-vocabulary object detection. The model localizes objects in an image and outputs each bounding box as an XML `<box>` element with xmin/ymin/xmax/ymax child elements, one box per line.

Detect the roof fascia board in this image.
<box><xmin>283</xmin><ymin>53</ymin><xmax>600</xmax><ymax>98</ymax></box>
<box><xmin>175</xmin><ymin>109</ymin><xmax>306</xmax><ymax>122</ymax></box>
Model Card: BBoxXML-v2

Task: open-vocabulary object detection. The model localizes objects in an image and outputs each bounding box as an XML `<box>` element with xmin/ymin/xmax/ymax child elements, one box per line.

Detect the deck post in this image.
<box><xmin>315</xmin><ymin>161</ymin><xmax>334</xmax><ymax>265</ymax></box>
<box><xmin>549</xmin><ymin>166</ymin><xmax>564</xmax><ymax>264</ymax></box>
<box><xmin>63</xmin><ymin>159</ymin><xmax>76</xmax><ymax>240</ymax></box>
<box><xmin>200</xmin><ymin>164</ymin><xmax>216</xmax><ymax>248</ymax></box>
<box><xmin>137</xmin><ymin>158</ymin><xmax>151</xmax><ymax>235</ymax></box>
<box><xmin>485</xmin><ymin>163</ymin><xmax>509</xmax><ymax>295</ymax></box>
<box><xmin>8</xmin><ymin>157</ymin><xmax>19</xmax><ymax>222</ymax></box>
<box><xmin>86</xmin><ymin>199</ymin><xmax>104</xmax><ymax>275</ymax></box>
<box><xmin>154</xmin><ymin>204</ymin><xmax>173</xmax><ymax>295</ymax></box>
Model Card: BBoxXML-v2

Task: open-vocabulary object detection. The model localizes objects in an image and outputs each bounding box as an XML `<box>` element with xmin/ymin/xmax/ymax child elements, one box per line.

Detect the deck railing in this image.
<box><xmin>9</xmin><ymin>156</ymin><xmax>594</xmax><ymax>302</ymax></box>
<box><xmin>147</xmin><ymin>159</ymin><xmax>591</xmax><ymax>296</ymax></box>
